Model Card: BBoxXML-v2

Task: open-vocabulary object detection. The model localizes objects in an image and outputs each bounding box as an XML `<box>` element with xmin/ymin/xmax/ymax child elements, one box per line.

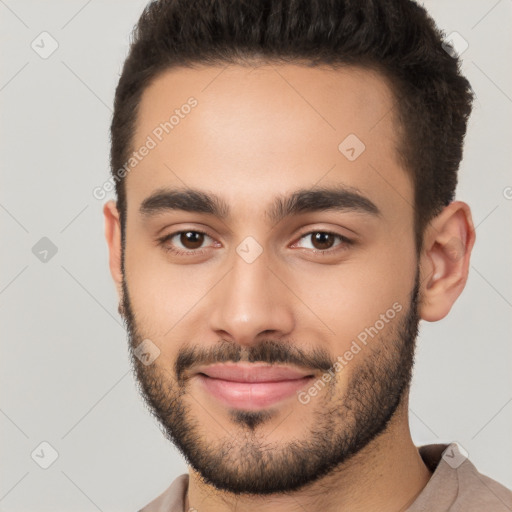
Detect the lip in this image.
<box><xmin>194</xmin><ymin>363</ymin><xmax>315</xmax><ymax>410</ymax></box>
<box><xmin>196</xmin><ymin>363</ymin><xmax>315</xmax><ymax>382</ymax></box>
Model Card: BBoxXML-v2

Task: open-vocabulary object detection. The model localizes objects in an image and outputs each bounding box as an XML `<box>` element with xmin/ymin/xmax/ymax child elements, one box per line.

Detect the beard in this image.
<box><xmin>120</xmin><ymin>267</ymin><xmax>420</xmax><ymax>496</ymax></box>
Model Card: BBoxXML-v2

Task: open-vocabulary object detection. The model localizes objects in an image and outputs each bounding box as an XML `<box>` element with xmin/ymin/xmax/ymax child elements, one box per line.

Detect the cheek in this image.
<box><xmin>123</xmin><ymin>229</ymin><xmax>176</xmax><ymax>335</ymax></box>
<box><xmin>291</xmin><ymin>243</ymin><xmax>415</xmax><ymax>349</ymax></box>
<box><xmin>124</xmin><ymin>234</ymin><xmax>217</xmax><ymax>337</ymax></box>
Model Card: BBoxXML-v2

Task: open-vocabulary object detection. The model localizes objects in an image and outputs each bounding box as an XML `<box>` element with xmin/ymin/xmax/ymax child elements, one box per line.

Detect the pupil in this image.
<box><xmin>314</xmin><ymin>232</ymin><xmax>333</xmax><ymax>249</ymax></box>
<box><xmin>181</xmin><ymin>231</ymin><xmax>204</xmax><ymax>249</ymax></box>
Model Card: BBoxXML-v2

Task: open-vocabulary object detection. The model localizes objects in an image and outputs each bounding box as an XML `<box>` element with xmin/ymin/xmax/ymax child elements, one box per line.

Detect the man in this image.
<box><xmin>103</xmin><ymin>0</ymin><xmax>512</xmax><ymax>510</ymax></box>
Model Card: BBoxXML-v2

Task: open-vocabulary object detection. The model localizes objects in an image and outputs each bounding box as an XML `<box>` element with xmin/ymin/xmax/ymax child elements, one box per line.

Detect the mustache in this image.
<box><xmin>175</xmin><ymin>339</ymin><xmax>334</xmax><ymax>384</ymax></box>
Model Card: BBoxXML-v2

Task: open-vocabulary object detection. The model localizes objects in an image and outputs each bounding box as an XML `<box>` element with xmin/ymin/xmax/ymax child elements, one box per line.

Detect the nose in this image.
<box><xmin>207</xmin><ymin>251</ymin><xmax>295</xmax><ymax>348</ymax></box>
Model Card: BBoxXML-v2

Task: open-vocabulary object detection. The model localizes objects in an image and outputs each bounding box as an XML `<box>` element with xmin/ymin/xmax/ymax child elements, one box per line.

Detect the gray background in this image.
<box><xmin>1</xmin><ymin>0</ymin><xmax>511</xmax><ymax>510</ymax></box>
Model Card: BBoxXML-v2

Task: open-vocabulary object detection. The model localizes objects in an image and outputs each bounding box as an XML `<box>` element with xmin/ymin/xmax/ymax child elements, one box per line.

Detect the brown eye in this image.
<box><xmin>179</xmin><ymin>231</ymin><xmax>205</xmax><ymax>250</ymax></box>
<box><xmin>310</xmin><ymin>232</ymin><xmax>336</xmax><ymax>250</ymax></box>
<box><xmin>294</xmin><ymin>231</ymin><xmax>353</xmax><ymax>254</ymax></box>
<box><xmin>158</xmin><ymin>229</ymin><xmax>214</xmax><ymax>256</ymax></box>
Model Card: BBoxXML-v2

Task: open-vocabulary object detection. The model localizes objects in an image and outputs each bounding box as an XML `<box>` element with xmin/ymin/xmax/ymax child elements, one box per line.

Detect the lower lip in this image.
<box><xmin>197</xmin><ymin>374</ymin><xmax>314</xmax><ymax>410</ymax></box>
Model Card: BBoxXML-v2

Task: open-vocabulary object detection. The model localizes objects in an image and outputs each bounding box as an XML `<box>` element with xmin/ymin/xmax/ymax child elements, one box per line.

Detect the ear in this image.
<box><xmin>103</xmin><ymin>200</ymin><xmax>123</xmax><ymax>304</ymax></box>
<box><xmin>418</xmin><ymin>201</ymin><xmax>476</xmax><ymax>322</ymax></box>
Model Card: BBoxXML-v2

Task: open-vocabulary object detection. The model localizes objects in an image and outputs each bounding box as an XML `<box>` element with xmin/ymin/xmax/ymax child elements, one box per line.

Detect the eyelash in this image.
<box><xmin>157</xmin><ymin>229</ymin><xmax>354</xmax><ymax>257</ymax></box>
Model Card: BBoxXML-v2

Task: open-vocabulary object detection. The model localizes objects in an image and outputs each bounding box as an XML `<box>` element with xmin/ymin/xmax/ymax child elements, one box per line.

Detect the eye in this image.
<box><xmin>292</xmin><ymin>230</ymin><xmax>353</xmax><ymax>254</ymax></box>
<box><xmin>157</xmin><ymin>230</ymin><xmax>215</xmax><ymax>256</ymax></box>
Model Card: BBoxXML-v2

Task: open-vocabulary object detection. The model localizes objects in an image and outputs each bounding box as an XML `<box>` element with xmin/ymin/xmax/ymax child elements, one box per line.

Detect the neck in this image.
<box><xmin>185</xmin><ymin>392</ymin><xmax>432</xmax><ymax>512</ymax></box>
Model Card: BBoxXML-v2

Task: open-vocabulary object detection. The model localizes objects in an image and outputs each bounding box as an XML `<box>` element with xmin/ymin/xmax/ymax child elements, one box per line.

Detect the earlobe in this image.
<box><xmin>103</xmin><ymin>200</ymin><xmax>124</xmax><ymax>302</ymax></box>
<box><xmin>418</xmin><ymin>201</ymin><xmax>476</xmax><ymax>322</ymax></box>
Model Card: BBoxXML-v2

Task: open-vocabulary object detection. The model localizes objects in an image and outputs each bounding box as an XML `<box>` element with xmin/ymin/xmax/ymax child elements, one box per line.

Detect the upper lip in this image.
<box><xmin>195</xmin><ymin>363</ymin><xmax>315</xmax><ymax>383</ymax></box>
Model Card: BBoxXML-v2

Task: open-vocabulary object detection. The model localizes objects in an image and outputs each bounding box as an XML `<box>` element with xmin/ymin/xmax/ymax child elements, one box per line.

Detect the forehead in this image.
<box><xmin>126</xmin><ymin>62</ymin><xmax>412</xmax><ymax>225</ymax></box>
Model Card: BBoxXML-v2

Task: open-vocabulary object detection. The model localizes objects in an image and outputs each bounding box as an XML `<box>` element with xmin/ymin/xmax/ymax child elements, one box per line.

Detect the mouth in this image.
<box><xmin>194</xmin><ymin>363</ymin><xmax>316</xmax><ymax>410</ymax></box>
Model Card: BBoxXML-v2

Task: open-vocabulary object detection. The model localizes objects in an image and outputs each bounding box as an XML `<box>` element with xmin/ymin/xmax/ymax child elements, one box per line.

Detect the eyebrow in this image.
<box><xmin>139</xmin><ymin>185</ymin><xmax>381</xmax><ymax>225</ymax></box>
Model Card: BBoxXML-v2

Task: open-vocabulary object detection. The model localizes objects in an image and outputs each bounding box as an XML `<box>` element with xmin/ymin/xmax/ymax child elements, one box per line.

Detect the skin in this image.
<box><xmin>103</xmin><ymin>63</ymin><xmax>475</xmax><ymax>511</ymax></box>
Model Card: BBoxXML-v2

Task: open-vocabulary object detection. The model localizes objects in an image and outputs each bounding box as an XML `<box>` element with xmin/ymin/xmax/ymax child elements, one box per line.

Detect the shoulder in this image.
<box><xmin>138</xmin><ymin>473</ymin><xmax>189</xmax><ymax>512</ymax></box>
<box><xmin>453</xmin><ymin>457</ymin><xmax>512</xmax><ymax>511</ymax></box>
<box><xmin>410</xmin><ymin>443</ymin><xmax>512</xmax><ymax>512</ymax></box>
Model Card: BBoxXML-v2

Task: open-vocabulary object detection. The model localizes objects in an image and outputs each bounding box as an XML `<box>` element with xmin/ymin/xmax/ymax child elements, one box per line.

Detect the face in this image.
<box><xmin>119</xmin><ymin>63</ymin><xmax>420</xmax><ymax>494</ymax></box>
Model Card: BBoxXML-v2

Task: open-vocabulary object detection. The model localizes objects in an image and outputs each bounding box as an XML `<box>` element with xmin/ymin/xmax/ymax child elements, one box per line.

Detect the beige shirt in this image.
<box><xmin>139</xmin><ymin>442</ymin><xmax>512</xmax><ymax>511</ymax></box>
